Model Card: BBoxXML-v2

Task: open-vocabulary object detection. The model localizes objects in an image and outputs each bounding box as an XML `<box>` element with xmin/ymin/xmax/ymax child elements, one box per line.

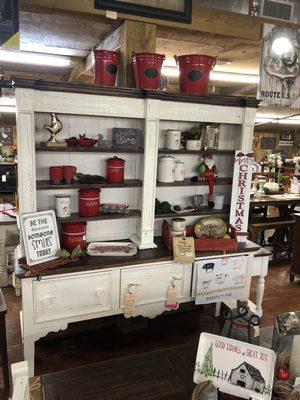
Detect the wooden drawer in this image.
<box><xmin>33</xmin><ymin>271</ymin><xmax>113</xmax><ymax>323</ymax></box>
<box><xmin>120</xmin><ymin>263</ymin><xmax>187</xmax><ymax>308</ymax></box>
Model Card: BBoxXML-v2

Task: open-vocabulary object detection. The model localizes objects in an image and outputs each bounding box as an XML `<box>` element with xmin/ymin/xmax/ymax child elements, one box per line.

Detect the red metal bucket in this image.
<box><xmin>62</xmin><ymin>221</ymin><xmax>87</xmax><ymax>251</ymax></box>
<box><xmin>175</xmin><ymin>54</ymin><xmax>216</xmax><ymax>95</ymax></box>
<box><xmin>79</xmin><ymin>188</ymin><xmax>100</xmax><ymax>217</ymax></box>
<box><xmin>132</xmin><ymin>52</ymin><xmax>165</xmax><ymax>89</ymax></box>
<box><xmin>93</xmin><ymin>50</ymin><xmax>120</xmax><ymax>86</ymax></box>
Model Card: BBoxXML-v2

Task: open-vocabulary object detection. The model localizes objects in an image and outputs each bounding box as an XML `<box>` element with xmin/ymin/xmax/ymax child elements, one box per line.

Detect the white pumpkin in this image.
<box><xmin>264</xmin><ymin>179</ymin><xmax>279</xmax><ymax>193</ymax></box>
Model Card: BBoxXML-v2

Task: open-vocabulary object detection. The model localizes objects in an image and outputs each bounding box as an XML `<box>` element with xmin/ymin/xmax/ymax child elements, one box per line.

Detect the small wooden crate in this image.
<box><xmin>162</xmin><ymin>220</ymin><xmax>238</xmax><ymax>252</ymax></box>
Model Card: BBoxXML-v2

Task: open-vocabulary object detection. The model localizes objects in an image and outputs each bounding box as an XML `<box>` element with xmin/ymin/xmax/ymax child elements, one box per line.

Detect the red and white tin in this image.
<box><xmin>62</xmin><ymin>221</ymin><xmax>87</xmax><ymax>251</ymax></box>
<box><xmin>106</xmin><ymin>156</ymin><xmax>125</xmax><ymax>183</ymax></box>
<box><xmin>78</xmin><ymin>188</ymin><xmax>100</xmax><ymax>217</ymax></box>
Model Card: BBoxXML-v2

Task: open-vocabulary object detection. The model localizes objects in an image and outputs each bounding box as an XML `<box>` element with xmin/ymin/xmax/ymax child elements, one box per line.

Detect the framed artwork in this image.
<box><xmin>20</xmin><ymin>210</ymin><xmax>60</xmax><ymax>266</ymax></box>
<box><xmin>194</xmin><ymin>333</ymin><xmax>276</xmax><ymax>400</ymax></box>
<box><xmin>260</xmin><ymin>136</ymin><xmax>276</xmax><ymax>150</ymax></box>
<box><xmin>94</xmin><ymin>0</ymin><xmax>192</xmax><ymax>23</ymax></box>
<box><xmin>0</xmin><ymin>0</ymin><xmax>19</xmax><ymax>46</ymax></box>
<box><xmin>0</xmin><ymin>126</ymin><xmax>14</xmax><ymax>146</ymax></box>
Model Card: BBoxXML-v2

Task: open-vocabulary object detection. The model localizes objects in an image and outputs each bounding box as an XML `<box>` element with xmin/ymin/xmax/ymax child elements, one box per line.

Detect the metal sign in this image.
<box><xmin>230</xmin><ymin>151</ymin><xmax>254</xmax><ymax>242</ymax></box>
<box><xmin>20</xmin><ymin>210</ymin><xmax>60</xmax><ymax>266</ymax></box>
<box><xmin>258</xmin><ymin>24</ymin><xmax>300</xmax><ymax>107</ymax></box>
<box><xmin>195</xmin><ymin>256</ymin><xmax>251</xmax><ymax>305</ymax></box>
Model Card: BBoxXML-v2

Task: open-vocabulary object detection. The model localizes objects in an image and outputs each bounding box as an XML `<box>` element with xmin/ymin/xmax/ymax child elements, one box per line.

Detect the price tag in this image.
<box><xmin>106</xmin><ymin>10</ymin><xmax>117</xmax><ymax>19</ymax></box>
<box><xmin>2</xmin><ymin>174</ymin><xmax>6</xmax><ymax>182</ymax></box>
<box><xmin>173</xmin><ymin>236</ymin><xmax>195</xmax><ymax>264</ymax></box>
<box><xmin>124</xmin><ymin>291</ymin><xmax>136</xmax><ymax>318</ymax></box>
<box><xmin>166</xmin><ymin>284</ymin><xmax>179</xmax><ymax>311</ymax></box>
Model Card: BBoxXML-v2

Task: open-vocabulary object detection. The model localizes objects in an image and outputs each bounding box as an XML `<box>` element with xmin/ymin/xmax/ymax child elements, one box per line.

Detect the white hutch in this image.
<box><xmin>14</xmin><ymin>78</ymin><xmax>268</xmax><ymax>376</ymax></box>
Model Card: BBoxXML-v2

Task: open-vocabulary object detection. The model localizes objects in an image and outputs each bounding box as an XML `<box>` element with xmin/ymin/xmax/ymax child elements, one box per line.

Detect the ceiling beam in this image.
<box><xmin>20</xmin><ymin>1</ymin><xmax>269</xmax><ymax>42</ymax></box>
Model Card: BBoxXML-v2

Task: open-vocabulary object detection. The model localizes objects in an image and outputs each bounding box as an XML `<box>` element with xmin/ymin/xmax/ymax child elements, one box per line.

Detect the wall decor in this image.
<box><xmin>195</xmin><ymin>256</ymin><xmax>251</xmax><ymax>305</ymax></box>
<box><xmin>279</xmin><ymin>132</ymin><xmax>294</xmax><ymax>147</ymax></box>
<box><xmin>230</xmin><ymin>152</ymin><xmax>254</xmax><ymax>242</ymax></box>
<box><xmin>194</xmin><ymin>332</ymin><xmax>276</xmax><ymax>400</ymax></box>
<box><xmin>20</xmin><ymin>210</ymin><xmax>60</xmax><ymax>266</ymax></box>
<box><xmin>258</xmin><ymin>24</ymin><xmax>300</xmax><ymax>107</ymax></box>
<box><xmin>0</xmin><ymin>126</ymin><xmax>14</xmax><ymax>146</ymax></box>
<box><xmin>260</xmin><ymin>136</ymin><xmax>276</xmax><ymax>150</ymax></box>
<box><xmin>0</xmin><ymin>0</ymin><xmax>19</xmax><ymax>48</ymax></box>
<box><xmin>94</xmin><ymin>0</ymin><xmax>192</xmax><ymax>23</ymax></box>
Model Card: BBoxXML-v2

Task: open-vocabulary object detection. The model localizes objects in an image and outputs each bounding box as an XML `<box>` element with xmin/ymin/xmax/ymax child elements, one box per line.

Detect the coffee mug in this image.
<box><xmin>49</xmin><ymin>166</ymin><xmax>63</xmax><ymax>184</ymax></box>
<box><xmin>63</xmin><ymin>166</ymin><xmax>76</xmax><ymax>183</ymax></box>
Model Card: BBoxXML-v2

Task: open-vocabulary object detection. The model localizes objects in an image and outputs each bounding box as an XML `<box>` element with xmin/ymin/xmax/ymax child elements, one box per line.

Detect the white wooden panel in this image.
<box><xmin>120</xmin><ymin>263</ymin><xmax>186</xmax><ymax>307</ymax></box>
<box><xmin>158</xmin><ymin>101</ymin><xmax>243</xmax><ymax>124</ymax></box>
<box><xmin>33</xmin><ymin>91</ymin><xmax>145</xmax><ymax>118</ymax></box>
<box><xmin>33</xmin><ymin>271</ymin><xmax>113</xmax><ymax>322</ymax></box>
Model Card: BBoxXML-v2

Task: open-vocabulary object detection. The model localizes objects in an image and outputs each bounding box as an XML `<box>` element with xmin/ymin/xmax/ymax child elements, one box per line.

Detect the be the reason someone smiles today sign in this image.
<box><xmin>20</xmin><ymin>210</ymin><xmax>60</xmax><ymax>266</ymax></box>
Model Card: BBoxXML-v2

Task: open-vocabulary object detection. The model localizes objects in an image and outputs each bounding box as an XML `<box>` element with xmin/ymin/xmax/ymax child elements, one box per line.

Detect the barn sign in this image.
<box><xmin>258</xmin><ymin>24</ymin><xmax>300</xmax><ymax>107</ymax></box>
<box><xmin>20</xmin><ymin>210</ymin><xmax>60</xmax><ymax>266</ymax></box>
<box><xmin>195</xmin><ymin>256</ymin><xmax>251</xmax><ymax>305</ymax></box>
<box><xmin>194</xmin><ymin>333</ymin><xmax>276</xmax><ymax>400</ymax></box>
<box><xmin>230</xmin><ymin>152</ymin><xmax>254</xmax><ymax>242</ymax></box>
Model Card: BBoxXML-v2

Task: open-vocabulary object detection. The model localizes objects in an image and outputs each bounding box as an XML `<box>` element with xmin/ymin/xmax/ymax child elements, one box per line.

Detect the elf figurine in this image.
<box><xmin>192</xmin><ymin>153</ymin><xmax>218</xmax><ymax>196</ymax></box>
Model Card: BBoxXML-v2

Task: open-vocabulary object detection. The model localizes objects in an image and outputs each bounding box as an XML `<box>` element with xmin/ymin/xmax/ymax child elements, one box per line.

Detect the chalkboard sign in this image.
<box><xmin>112</xmin><ymin>128</ymin><xmax>142</xmax><ymax>149</ymax></box>
<box><xmin>20</xmin><ymin>210</ymin><xmax>60</xmax><ymax>266</ymax></box>
<box><xmin>260</xmin><ymin>137</ymin><xmax>276</xmax><ymax>150</ymax></box>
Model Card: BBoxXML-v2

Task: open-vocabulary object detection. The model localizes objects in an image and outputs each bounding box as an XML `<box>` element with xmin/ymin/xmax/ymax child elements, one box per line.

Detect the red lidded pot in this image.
<box><xmin>78</xmin><ymin>188</ymin><xmax>100</xmax><ymax>217</ymax></box>
<box><xmin>106</xmin><ymin>156</ymin><xmax>125</xmax><ymax>183</ymax></box>
<box><xmin>62</xmin><ymin>221</ymin><xmax>87</xmax><ymax>251</ymax></box>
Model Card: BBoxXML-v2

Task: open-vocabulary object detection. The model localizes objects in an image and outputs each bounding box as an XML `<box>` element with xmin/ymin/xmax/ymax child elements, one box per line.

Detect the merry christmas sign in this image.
<box><xmin>194</xmin><ymin>333</ymin><xmax>276</xmax><ymax>400</ymax></box>
<box><xmin>230</xmin><ymin>152</ymin><xmax>254</xmax><ymax>242</ymax></box>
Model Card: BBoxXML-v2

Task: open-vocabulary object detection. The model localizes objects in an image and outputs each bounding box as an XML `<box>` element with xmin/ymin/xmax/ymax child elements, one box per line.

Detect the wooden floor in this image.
<box><xmin>1</xmin><ymin>263</ymin><xmax>300</xmax><ymax>399</ymax></box>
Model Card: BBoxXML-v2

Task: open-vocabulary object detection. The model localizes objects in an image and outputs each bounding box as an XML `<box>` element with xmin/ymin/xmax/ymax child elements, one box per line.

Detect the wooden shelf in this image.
<box><xmin>57</xmin><ymin>209</ymin><xmax>141</xmax><ymax>223</ymax></box>
<box><xmin>156</xmin><ymin>177</ymin><xmax>232</xmax><ymax>187</ymax></box>
<box><xmin>155</xmin><ymin>205</ymin><xmax>230</xmax><ymax>219</ymax></box>
<box><xmin>36</xmin><ymin>146</ymin><xmax>144</xmax><ymax>154</ymax></box>
<box><xmin>36</xmin><ymin>179</ymin><xmax>142</xmax><ymax>190</ymax></box>
<box><xmin>158</xmin><ymin>149</ymin><xmax>235</xmax><ymax>155</ymax></box>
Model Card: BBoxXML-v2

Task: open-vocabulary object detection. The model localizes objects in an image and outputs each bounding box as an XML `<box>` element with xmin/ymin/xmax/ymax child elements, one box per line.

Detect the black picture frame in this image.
<box><xmin>0</xmin><ymin>0</ymin><xmax>19</xmax><ymax>46</ymax></box>
<box><xmin>94</xmin><ymin>0</ymin><xmax>192</xmax><ymax>24</ymax></box>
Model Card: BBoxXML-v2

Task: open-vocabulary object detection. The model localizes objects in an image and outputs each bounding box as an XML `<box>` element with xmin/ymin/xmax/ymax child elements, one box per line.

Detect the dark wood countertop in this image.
<box><xmin>16</xmin><ymin>237</ymin><xmax>261</xmax><ymax>279</ymax></box>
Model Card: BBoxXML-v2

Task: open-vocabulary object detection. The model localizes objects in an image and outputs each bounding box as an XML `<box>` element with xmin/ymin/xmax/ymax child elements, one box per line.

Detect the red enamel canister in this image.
<box><xmin>132</xmin><ymin>52</ymin><xmax>165</xmax><ymax>89</ymax></box>
<box><xmin>106</xmin><ymin>156</ymin><xmax>125</xmax><ymax>183</ymax></box>
<box><xmin>93</xmin><ymin>50</ymin><xmax>120</xmax><ymax>86</ymax></box>
<box><xmin>78</xmin><ymin>188</ymin><xmax>100</xmax><ymax>217</ymax></box>
<box><xmin>62</xmin><ymin>221</ymin><xmax>87</xmax><ymax>251</ymax></box>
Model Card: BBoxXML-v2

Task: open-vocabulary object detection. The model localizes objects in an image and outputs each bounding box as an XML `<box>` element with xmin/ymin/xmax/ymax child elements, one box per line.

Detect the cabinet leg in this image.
<box><xmin>256</xmin><ymin>275</ymin><xmax>265</xmax><ymax>317</ymax></box>
<box><xmin>23</xmin><ymin>335</ymin><xmax>35</xmax><ymax>377</ymax></box>
<box><xmin>290</xmin><ymin>274</ymin><xmax>295</xmax><ymax>282</ymax></box>
<box><xmin>214</xmin><ymin>302</ymin><xmax>221</xmax><ymax>317</ymax></box>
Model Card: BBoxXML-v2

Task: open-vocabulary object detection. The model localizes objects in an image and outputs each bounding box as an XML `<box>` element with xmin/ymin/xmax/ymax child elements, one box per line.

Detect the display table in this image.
<box><xmin>16</xmin><ymin>238</ymin><xmax>269</xmax><ymax>377</ymax></box>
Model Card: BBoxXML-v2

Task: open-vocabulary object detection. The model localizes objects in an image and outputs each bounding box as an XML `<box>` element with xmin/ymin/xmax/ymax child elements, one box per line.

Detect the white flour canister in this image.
<box><xmin>174</xmin><ymin>160</ymin><xmax>185</xmax><ymax>181</ymax></box>
<box><xmin>166</xmin><ymin>130</ymin><xmax>181</xmax><ymax>150</ymax></box>
<box><xmin>157</xmin><ymin>155</ymin><xmax>175</xmax><ymax>183</ymax></box>
<box><xmin>55</xmin><ymin>195</ymin><xmax>71</xmax><ymax>218</ymax></box>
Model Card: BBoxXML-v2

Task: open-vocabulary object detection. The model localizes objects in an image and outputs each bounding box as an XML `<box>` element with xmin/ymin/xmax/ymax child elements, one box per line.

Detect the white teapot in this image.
<box><xmin>264</xmin><ymin>179</ymin><xmax>279</xmax><ymax>193</ymax></box>
<box><xmin>290</xmin><ymin>176</ymin><xmax>300</xmax><ymax>194</ymax></box>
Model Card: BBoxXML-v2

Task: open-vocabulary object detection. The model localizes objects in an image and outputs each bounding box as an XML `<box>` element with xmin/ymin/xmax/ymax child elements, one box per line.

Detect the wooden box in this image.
<box><xmin>162</xmin><ymin>220</ymin><xmax>237</xmax><ymax>252</ymax></box>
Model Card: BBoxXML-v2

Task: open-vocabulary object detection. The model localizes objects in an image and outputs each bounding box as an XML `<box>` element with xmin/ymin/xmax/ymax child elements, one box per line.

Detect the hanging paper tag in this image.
<box><xmin>166</xmin><ymin>284</ymin><xmax>179</xmax><ymax>311</ymax></box>
<box><xmin>173</xmin><ymin>236</ymin><xmax>195</xmax><ymax>264</ymax></box>
<box><xmin>124</xmin><ymin>292</ymin><xmax>136</xmax><ymax>318</ymax></box>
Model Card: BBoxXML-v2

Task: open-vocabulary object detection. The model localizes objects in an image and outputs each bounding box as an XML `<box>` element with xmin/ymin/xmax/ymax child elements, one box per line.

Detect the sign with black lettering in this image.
<box><xmin>20</xmin><ymin>210</ymin><xmax>60</xmax><ymax>266</ymax></box>
<box><xmin>258</xmin><ymin>24</ymin><xmax>300</xmax><ymax>107</ymax></box>
<box><xmin>230</xmin><ymin>151</ymin><xmax>254</xmax><ymax>242</ymax></box>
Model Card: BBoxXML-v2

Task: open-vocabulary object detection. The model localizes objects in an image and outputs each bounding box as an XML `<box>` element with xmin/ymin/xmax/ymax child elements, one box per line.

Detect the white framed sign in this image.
<box><xmin>20</xmin><ymin>210</ymin><xmax>60</xmax><ymax>266</ymax></box>
<box><xmin>194</xmin><ymin>333</ymin><xmax>276</xmax><ymax>400</ymax></box>
<box><xmin>230</xmin><ymin>151</ymin><xmax>254</xmax><ymax>242</ymax></box>
<box><xmin>195</xmin><ymin>256</ymin><xmax>251</xmax><ymax>305</ymax></box>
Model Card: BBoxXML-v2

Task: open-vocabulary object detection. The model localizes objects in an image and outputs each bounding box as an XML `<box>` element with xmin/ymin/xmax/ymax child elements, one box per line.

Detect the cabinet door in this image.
<box><xmin>120</xmin><ymin>263</ymin><xmax>188</xmax><ymax>308</ymax></box>
<box><xmin>33</xmin><ymin>271</ymin><xmax>113</xmax><ymax>323</ymax></box>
